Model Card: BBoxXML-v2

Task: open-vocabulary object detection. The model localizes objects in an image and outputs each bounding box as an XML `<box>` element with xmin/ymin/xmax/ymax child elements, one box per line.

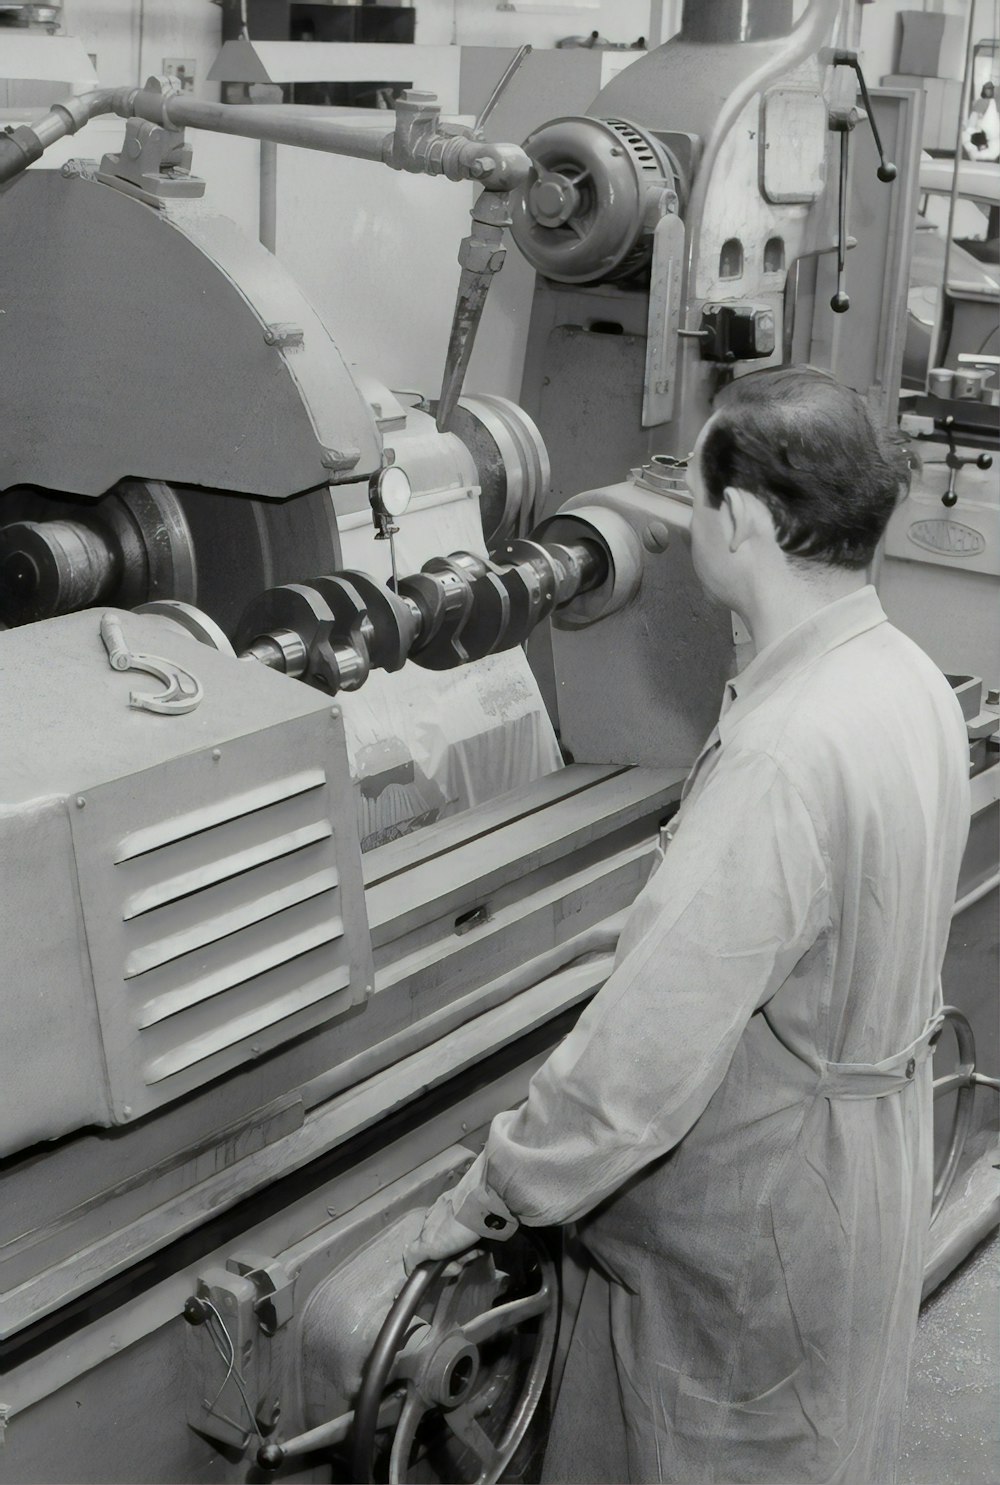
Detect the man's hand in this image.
<box><xmin>402</xmin><ymin>1192</ymin><xmax>481</xmax><ymax>1275</ymax></box>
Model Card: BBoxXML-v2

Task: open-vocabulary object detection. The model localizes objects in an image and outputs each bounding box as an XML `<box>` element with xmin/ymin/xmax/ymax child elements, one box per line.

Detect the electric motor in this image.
<box><xmin>510</xmin><ymin>116</ymin><xmax>680</xmax><ymax>285</ymax></box>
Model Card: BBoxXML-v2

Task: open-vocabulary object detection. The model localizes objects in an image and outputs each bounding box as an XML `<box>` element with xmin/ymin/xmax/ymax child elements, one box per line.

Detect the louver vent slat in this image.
<box><xmin>105</xmin><ymin>763</ymin><xmax>356</xmax><ymax>1094</ymax></box>
<box><xmin>138</xmin><ymin>906</ymin><xmax>346</xmax><ymax>1028</ymax></box>
<box><xmin>124</xmin><ymin>819</ymin><xmax>333</xmax><ymax>919</ymax></box>
<box><xmin>123</xmin><ymin>858</ymin><xmax>339</xmax><ymax>979</ymax></box>
<box><xmin>114</xmin><ymin>769</ymin><xmax>327</xmax><ymax>862</ymax></box>
<box><xmin>67</xmin><ymin>692</ymin><xmax>371</xmax><ymax>1126</ymax></box>
<box><xmin>142</xmin><ymin>956</ymin><xmax>352</xmax><ymax>1084</ymax></box>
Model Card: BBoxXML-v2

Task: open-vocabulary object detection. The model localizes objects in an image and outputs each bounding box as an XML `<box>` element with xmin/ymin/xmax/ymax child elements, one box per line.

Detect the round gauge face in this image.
<box><xmin>375</xmin><ymin>465</ymin><xmax>412</xmax><ymax>518</ymax></box>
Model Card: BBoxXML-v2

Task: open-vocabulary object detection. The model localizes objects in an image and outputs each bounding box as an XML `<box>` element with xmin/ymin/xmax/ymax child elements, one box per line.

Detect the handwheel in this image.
<box><xmin>351</xmin><ymin>1234</ymin><xmax>558</xmax><ymax>1485</ymax></box>
<box><xmin>931</xmin><ymin>1005</ymin><xmax>978</xmax><ymax>1223</ymax></box>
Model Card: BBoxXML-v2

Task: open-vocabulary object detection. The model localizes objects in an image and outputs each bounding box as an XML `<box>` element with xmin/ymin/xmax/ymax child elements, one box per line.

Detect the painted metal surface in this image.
<box><xmin>0</xmin><ymin>171</ymin><xmax>381</xmax><ymax>499</ymax></box>
<box><xmin>0</xmin><ymin>607</ymin><xmax>373</xmax><ymax>1148</ymax></box>
<box><xmin>1</xmin><ymin>760</ymin><xmax>677</xmax><ymax>1345</ymax></box>
<box><xmin>546</xmin><ymin>480</ymin><xmax>736</xmax><ymax>768</ymax></box>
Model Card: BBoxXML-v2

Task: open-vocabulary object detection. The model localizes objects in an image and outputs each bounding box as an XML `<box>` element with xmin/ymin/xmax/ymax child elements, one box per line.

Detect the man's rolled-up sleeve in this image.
<box><xmin>449</xmin><ymin>750</ymin><xmax>831</xmax><ymax>1228</ymax></box>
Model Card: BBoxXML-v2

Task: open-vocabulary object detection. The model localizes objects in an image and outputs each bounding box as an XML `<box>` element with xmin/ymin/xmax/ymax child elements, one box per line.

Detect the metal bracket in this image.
<box><xmin>184</xmin><ymin>1266</ymin><xmax>278</xmax><ymax>1451</ymax></box>
<box><xmin>226</xmin><ymin>1251</ymin><xmax>296</xmax><ymax>1336</ymax></box>
<box><xmin>98</xmin><ymin>116</ymin><xmax>205</xmax><ymax>201</ymax></box>
<box><xmin>263</xmin><ymin>322</ymin><xmax>304</xmax><ymax>351</ymax></box>
<box><xmin>643</xmin><ymin>214</ymin><xmax>684</xmax><ymax>427</ymax></box>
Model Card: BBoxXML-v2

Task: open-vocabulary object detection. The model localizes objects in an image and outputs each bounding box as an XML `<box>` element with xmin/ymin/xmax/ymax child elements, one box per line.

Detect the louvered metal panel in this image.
<box><xmin>68</xmin><ymin>709</ymin><xmax>373</xmax><ymax>1124</ymax></box>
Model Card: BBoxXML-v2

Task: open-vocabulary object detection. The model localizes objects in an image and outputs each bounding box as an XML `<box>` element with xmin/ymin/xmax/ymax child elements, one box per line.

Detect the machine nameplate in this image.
<box><xmin>907</xmin><ymin>519</ymin><xmax>987</xmax><ymax>558</ymax></box>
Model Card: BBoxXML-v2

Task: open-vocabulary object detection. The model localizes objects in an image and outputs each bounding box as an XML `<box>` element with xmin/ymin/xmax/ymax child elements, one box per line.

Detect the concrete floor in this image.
<box><xmin>898</xmin><ymin>1228</ymin><xmax>1000</xmax><ymax>1484</ymax></box>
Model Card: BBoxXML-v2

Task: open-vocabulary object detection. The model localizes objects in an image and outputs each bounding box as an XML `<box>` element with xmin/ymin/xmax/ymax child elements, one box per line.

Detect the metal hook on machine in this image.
<box><xmin>100</xmin><ymin>611</ymin><xmax>203</xmax><ymax>715</ymax></box>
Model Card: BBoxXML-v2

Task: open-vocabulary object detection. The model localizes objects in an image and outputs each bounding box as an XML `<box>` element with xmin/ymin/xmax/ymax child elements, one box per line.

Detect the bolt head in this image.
<box><xmin>75</xmin><ymin>796</ymin><xmax>86</xmax><ymax>808</ymax></box>
<box><xmin>642</xmin><ymin>521</ymin><xmax>671</xmax><ymax>554</ymax></box>
<box><xmin>211</xmin><ymin>748</ymin><xmax>221</xmax><ymax>761</ymax></box>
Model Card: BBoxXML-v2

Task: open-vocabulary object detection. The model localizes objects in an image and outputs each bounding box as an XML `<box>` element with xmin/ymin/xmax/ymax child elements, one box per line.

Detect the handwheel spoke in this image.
<box><xmin>388</xmin><ymin>1387</ymin><xmax>428</xmax><ymax>1485</ymax></box>
<box><xmin>462</xmin><ymin>1287</ymin><xmax>551</xmax><ymax>1347</ymax></box>
<box><xmin>934</xmin><ymin>1067</ymin><xmax>974</xmax><ymax>1098</ymax></box>
<box><xmin>445</xmin><ymin>1401</ymin><xmax>503</xmax><ymax>1473</ymax></box>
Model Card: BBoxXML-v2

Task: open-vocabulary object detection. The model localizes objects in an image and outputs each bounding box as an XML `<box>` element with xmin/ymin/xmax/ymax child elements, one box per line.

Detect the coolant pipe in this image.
<box><xmin>1</xmin><ymin>83</ymin><xmax>532</xmax><ymax>192</ymax></box>
<box><xmin>132</xmin><ymin>93</ymin><xmax>394</xmax><ymax>160</ymax></box>
<box><xmin>300</xmin><ymin>913</ymin><xmax>628</xmax><ymax>1114</ymax></box>
<box><xmin>0</xmin><ymin>88</ymin><xmax>123</xmax><ymax>184</ymax></box>
<box><xmin>121</xmin><ymin>88</ymin><xmax>532</xmax><ymax>190</ymax></box>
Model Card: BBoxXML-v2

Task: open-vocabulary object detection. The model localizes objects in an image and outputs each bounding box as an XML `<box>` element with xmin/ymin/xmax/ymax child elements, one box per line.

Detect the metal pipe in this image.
<box><xmin>121</xmin><ymin>89</ymin><xmax>532</xmax><ymax>190</ymax></box>
<box><xmin>0</xmin><ymin>87</ymin><xmax>122</xmax><ymax>184</ymax></box>
<box><xmin>128</xmin><ymin>91</ymin><xmax>392</xmax><ymax>158</ymax></box>
<box><xmin>0</xmin><ymin>84</ymin><xmax>531</xmax><ymax>192</ymax></box>
<box><xmin>952</xmin><ymin>869</ymin><xmax>1000</xmax><ymax>918</ymax></box>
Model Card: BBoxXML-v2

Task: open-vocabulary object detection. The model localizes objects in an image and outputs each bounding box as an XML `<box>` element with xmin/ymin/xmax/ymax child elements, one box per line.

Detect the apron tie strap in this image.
<box><xmin>818</xmin><ymin>1013</ymin><xmax>946</xmax><ymax>1100</ymax></box>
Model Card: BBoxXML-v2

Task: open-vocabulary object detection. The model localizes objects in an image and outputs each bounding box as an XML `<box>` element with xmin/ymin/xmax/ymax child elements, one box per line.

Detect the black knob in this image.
<box><xmin>830</xmin><ymin>291</ymin><xmax>850</xmax><ymax>314</ymax></box>
<box><xmin>257</xmin><ymin>1443</ymin><xmax>285</xmax><ymax>1473</ymax></box>
<box><xmin>942</xmin><ymin>490</ymin><xmax>958</xmax><ymax>508</ymax></box>
<box><xmin>182</xmin><ymin>1295</ymin><xmax>210</xmax><ymax>1326</ymax></box>
<box><xmin>976</xmin><ymin>454</ymin><xmax>993</xmax><ymax>470</ymax></box>
<box><xmin>877</xmin><ymin>162</ymin><xmax>897</xmax><ymax>183</ymax></box>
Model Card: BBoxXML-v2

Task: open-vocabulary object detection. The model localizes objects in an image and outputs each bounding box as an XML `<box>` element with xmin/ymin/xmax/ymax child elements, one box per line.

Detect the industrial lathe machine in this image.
<box><xmin>0</xmin><ymin>2</ymin><xmax>996</xmax><ymax>1480</ymax></box>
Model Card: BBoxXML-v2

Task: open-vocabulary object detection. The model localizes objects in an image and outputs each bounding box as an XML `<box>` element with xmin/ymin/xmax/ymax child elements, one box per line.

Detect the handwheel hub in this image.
<box><xmin>529</xmin><ymin>172</ymin><xmax>580</xmax><ymax>227</ymax></box>
<box><xmin>350</xmin><ymin>1233</ymin><xmax>558</xmax><ymax>1485</ymax></box>
<box><xmin>413</xmin><ymin>1331</ymin><xmax>482</xmax><ymax>1408</ymax></box>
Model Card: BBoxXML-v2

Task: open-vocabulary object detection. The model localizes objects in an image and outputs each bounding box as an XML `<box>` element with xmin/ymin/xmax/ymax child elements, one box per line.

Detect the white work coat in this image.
<box><xmin>450</xmin><ymin>587</ymin><xmax>970</xmax><ymax>1483</ymax></box>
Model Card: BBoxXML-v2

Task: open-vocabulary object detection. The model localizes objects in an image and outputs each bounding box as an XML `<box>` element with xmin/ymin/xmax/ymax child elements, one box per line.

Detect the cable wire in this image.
<box><xmin>202</xmin><ymin>1299</ymin><xmax>264</xmax><ymax>1441</ymax></box>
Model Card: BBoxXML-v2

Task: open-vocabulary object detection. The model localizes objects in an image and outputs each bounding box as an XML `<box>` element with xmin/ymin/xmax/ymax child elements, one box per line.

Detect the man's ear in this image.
<box><xmin>721</xmin><ymin>485</ymin><xmax>760</xmax><ymax>553</ymax></box>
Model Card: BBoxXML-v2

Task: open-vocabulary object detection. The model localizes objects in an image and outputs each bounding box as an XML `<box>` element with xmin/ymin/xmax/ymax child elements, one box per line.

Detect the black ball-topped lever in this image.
<box><xmin>932</xmin><ymin>416</ymin><xmax>993</xmax><ymax>508</ymax></box>
<box><xmin>828</xmin><ymin>50</ymin><xmax>898</xmax><ymax>314</ymax></box>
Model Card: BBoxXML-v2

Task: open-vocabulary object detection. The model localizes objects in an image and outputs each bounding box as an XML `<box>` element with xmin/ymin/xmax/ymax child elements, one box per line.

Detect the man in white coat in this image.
<box><xmin>405</xmin><ymin>367</ymin><xmax>971</xmax><ymax>1484</ymax></box>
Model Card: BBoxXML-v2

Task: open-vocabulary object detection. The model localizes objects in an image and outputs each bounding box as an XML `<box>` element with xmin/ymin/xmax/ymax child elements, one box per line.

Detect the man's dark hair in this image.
<box><xmin>700</xmin><ymin>366</ymin><xmax>910</xmax><ymax>570</ymax></box>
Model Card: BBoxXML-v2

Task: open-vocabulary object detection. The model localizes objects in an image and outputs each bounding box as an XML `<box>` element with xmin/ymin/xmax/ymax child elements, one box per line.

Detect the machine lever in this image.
<box><xmin>832</xmin><ymin>51</ymin><xmax>898</xmax><ymax>184</ymax></box>
<box><xmin>919</xmin><ymin>416</ymin><xmax>994</xmax><ymax>508</ymax></box>
<box><xmin>829</xmin><ymin>118</ymin><xmax>852</xmax><ymax>314</ymax></box>
<box><xmin>827</xmin><ymin>52</ymin><xmax>896</xmax><ymax>316</ymax></box>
